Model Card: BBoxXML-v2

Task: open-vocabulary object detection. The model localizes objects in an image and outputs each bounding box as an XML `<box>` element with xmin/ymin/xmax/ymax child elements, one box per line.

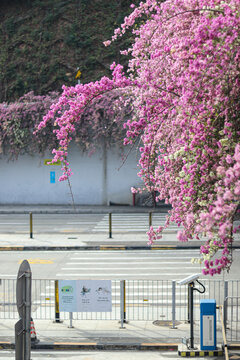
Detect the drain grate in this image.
<box><xmin>153</xmin><ymin>320</ymin><xmax>181</xmax><ymax>327</ymax></box>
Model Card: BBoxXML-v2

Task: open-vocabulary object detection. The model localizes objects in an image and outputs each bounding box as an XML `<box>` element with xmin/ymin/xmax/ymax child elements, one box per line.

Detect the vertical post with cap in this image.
<box><xmin>109</xmin><ymin>213</ymin><xmax>112</xmax><ymax>238</ymax></box>
<box><xmin>149</xmin><ymin>211</ymin><xmax>152</xmax><ymax>228</ymax></box>
<box><xmin>29</xmin><ymin>212</ymin><xmax>33</xmax><ymax>239</ymax></box>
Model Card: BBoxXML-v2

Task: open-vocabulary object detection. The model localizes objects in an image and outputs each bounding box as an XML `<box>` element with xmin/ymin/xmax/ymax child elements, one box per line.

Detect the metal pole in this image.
<box><xmin>29</xmin><ymin>212</ymin><xmax>33</xmax><ymax>239</ymax></box>
<box><xmin>149</xmin><ymin>212</ymin><xmax>152</xmax><ymax>228</ymax></box>
<box><xmin>187</xmin><ymin>285</ymin><xmax>190</xmax><ymax>323</ymax></box>
<box><xmin>224</xmin><ymin>281</ymin><xmax>228</xmax><ymax>332</ymax></box>
<box><xmin>189</xmin><ymin>282</ymin><xmax>194</xmax><ymax>349</ymax></box>
<box><xmin>69</xmin><ymin>312</ymin><xmax>73</xmax><ymax>328</ymax></box>
<box><xmin>123</xmin><ymin>280</ymin><xmax>127</xmax><ymax>323</ymax></box>
<box><xmin>120</xmin><ymin>280</ymin><xmax>125</xmax><ymax>329</ymax></box>
<box><xmin>172</xmin><ymin>280</ymin><xmax>176</xmax><ymax>329</ymax></box>
<box><xmin>54</xmin><ymin>280</ymin><xmax>60</xmax><ymax>323</ymax></box>
<box><xmin>25</xmin><ymin>272</ymin><xmax>31</xmax><ymax>360</ymax></box>
<box><xmin>109</xmin><ymin>213</ymin><xmax>112</xmax><ymax>238</ymax></box>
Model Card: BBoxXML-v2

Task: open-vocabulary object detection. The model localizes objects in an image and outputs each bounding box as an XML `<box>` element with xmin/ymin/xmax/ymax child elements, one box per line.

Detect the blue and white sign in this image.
<box><xmin>59</xmin><ymin>280</ymin><xmax>112</xmax><ymax>312</ymax></box>
<box><xmin>59</xmin><ymin>280</ymin><xmax>78</xmax><ymax>312</ymax></box>
<box><xmin>50</xmin><ymin>171</ymin><xmax>55</xmax><ymax>183</ymax></box>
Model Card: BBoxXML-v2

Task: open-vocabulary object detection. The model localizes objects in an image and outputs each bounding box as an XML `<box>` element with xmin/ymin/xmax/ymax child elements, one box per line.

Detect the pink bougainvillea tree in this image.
<box><xmin>38</xmin><ymin>0</ymin><xmax>240</xmax><ymax>275</ymax></box>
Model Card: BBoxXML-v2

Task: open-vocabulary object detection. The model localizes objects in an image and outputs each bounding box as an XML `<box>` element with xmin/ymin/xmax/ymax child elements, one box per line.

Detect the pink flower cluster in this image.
<box><xmin>108</xmin><ymin>0</ymin><xmax>240</xmax><ymax>274</ymax></box>
<box><xmin>40</xmin><ymin>0</ymin><xmax>240</xmax><ymax>275</ymax></box>
<box><xmin>38</xmin><ymin>65</ymin><xmax>133</xmax><ymax>181</ymax></box>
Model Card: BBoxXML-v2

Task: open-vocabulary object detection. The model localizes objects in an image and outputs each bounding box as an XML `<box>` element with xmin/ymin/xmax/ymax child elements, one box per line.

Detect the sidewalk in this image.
<box><xmin>0</xmin><ymin>317</ymin><xmax>227</xmax><ymax>352</ymax></box>
<box><xmin>0</xmin><ymin>204</ymin><xmax>171</xmax><ymax>214</ymax></box>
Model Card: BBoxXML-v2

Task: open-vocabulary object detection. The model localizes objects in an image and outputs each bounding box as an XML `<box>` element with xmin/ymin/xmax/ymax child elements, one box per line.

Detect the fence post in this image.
<box><xmin>120</xmin><ymin>280</ymin><xmax>125</xmax><ymax>329</ymax></box>
<box><xmin>171</xmin><ymin>280</ymin><xmax>176</xmax><ymax>329</ymax></box>
<box><xmin>54</xmin><ymin>280</ymin><xmax>61</xmax><ymax>323</ymax></box>
<box><xmin>187</xmin><ymin>285</ymin><xmax>190</xmax><ymax>323</ymax></box>
<box><xmin>224</xmin><ymin>281</ymin><xmax>228</xmax><ymax>331</ymax></box>
<box><xmin>109</xmin><ymin>213</ymin><xmax>112</xmax><ymax>238</ymax></box>
<box><xmin>68</xmin><ymin>312</ymin><xmax>74</xmax><ymax>328</ymax></box>
<box><xmin>29</xmin><ymin>212</ymin><xmax>33</xmax><ymax>239</ymax></box>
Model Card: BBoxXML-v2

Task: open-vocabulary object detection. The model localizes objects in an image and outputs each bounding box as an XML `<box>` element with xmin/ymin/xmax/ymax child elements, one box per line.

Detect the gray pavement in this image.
<box><xmin>0</xmin><ymin>204</ymin><xmax>171</xmax><ymax>214</ymax></box>
<box><xmin>0</xmin><ymin>317</ymin><xmax>226</xmax><ymax>353</ymax></box>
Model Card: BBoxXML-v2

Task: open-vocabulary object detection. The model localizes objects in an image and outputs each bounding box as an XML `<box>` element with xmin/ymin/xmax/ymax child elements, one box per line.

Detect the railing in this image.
<box><xmin>224</xmin><ymin>294</ymin><xmax>240</xmax><ymax>342</ymax></box>
<box><xmin>0</xmin><ymin>278</ymin><xmax>237</xmax><ymax>321</ymax></box>
<box><xmin>1</xmin><ymin>277</ymin><xmax>240</xmax><ymax>341</ymax></box>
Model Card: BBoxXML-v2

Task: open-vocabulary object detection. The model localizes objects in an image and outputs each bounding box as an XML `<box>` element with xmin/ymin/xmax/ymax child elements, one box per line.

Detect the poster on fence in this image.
<box><xmin>59</xmin><ymin>280</ymin><xmax>78</xmax><ymax>312</ymax></box>
<box><xmin>59</xmin><ymin>280</ymin><xmax>112</xmax><ymax>312</ymax></box>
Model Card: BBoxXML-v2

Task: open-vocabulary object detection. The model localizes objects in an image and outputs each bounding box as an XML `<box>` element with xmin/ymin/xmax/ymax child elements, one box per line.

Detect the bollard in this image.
<box><xmin>29</xmin><ymin>212</ymin><xmax>33</xmax><ymax>239</ymax></box>
<box><xmin>171</xmin><ymin>281</ymin><xmax>176</xmax><ymax>329</ymax></box>
<box><xmin>54</xmin><ymin>280</ymin><xmax>61</xmax><ymax>323</ymax></box>
<box><xmin>149</xmin><ymin>212</ymin><xmax>152</xmax><ymax>228</ymax></box>
<box><xmin>109</xmin><ymin>213</ymin><xmax>112</xmax><ymax>238</ymax></box>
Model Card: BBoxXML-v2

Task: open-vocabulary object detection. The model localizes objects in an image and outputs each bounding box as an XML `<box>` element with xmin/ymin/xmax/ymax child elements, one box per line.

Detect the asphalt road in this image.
<box><xmin>0</xmin><ymin>249</ymin><xmax>203</xmax><ymax>280</ymax></box>
<box><xmin>0</xmin><ymin>249</ymin><xmax>239</xmax><ymax>280</ymax></box>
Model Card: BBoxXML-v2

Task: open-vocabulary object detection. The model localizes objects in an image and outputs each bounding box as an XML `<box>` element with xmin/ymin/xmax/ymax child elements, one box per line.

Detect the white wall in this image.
<box><xmin>0</xmin><ymin>143</ymin><xmax>142</xmax><ymax>205</ymax></box>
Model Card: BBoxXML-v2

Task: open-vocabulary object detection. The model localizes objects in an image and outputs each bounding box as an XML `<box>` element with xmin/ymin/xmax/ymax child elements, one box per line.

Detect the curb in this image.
<box><xmin>1</xmin><ymin>341</ymin><xmax>240</xmax><ymax>351</ymax></box>
<box><xmin>0</xmin><ymin>341</ymin><xmax>179</xmax><ymax>351</ymax></box>
<box><xmin>0</xmin><ymin>245</ymin><xmax>240</xmax><ymax>251</ymax></box>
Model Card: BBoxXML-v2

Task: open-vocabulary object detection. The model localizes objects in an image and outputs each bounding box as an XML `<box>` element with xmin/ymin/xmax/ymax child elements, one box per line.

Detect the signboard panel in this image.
<box><xmin>59</xmin><ymin>280</ymin><xmax>112</xmax><ymax>312</ymax></box>
<box><xmin>202</xmin><ymin>315</ymin><xmax>214</xmax><ymax>347</ymax></box>
<box><xmin>59</xmin><ymin>280</ymin><xmax>78</xmax><ymax>312</ymax></box>
<box><xmin>50</xmin><ymin>171</ymin><xmax>55</xmax><ymax>183</ymax></box>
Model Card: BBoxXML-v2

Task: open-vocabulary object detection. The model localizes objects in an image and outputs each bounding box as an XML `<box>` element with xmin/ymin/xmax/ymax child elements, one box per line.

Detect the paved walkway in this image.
<box><xmin>0</xmin><ymin>204</ymin><xmax>171</xmax><ymax>214</ymax></box>
<box><xmin>0</xmin><ymin>317</ymin><xmax>227</xmax><ymax>352</ymax></box>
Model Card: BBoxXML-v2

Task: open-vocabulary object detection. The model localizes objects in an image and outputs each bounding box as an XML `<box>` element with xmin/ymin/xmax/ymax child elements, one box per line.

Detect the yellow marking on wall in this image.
<box><xmin>44</xmin><ymin>159</ymin><xmax>61</xmax><ymax>166</ymax></box>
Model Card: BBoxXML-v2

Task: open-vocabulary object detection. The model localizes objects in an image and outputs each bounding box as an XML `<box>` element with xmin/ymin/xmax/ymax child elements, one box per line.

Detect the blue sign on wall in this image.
<box><xmin>50</xmin><ymin>171</ymin><xmax>55</xmax><ymax>184</ymax></box>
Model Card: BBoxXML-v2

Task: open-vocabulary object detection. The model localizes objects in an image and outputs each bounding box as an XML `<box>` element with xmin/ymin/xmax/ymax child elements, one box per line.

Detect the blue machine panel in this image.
<box><xmin>200</xmin><ymin>299</ymin><xmax>216</xmax><ymax>350</ymax></box>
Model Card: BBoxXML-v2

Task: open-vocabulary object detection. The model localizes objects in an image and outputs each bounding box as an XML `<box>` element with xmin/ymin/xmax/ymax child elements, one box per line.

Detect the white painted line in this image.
<box><xmin>69</xmin><ymin>256</ymin><xmax>199</xmax><ymax>260</ymax></box>
<box><xmin>66</xmin><ymin>261</ymin><xmax>199</xmax><ymax>265</ymax></box>
<box><xmin>0</xmin><ymin>222</ymin><xmax>28</xmax><ymax>225</ymax></box>
<box><xmin>56</xmin><ymin>273</ymin><xmax>193</xmax><ymax>277</ymax></box>
<box><xmin>60</xmin><ymin>266</ymin><xmax>197</xmax><ymax>271</ymax></box>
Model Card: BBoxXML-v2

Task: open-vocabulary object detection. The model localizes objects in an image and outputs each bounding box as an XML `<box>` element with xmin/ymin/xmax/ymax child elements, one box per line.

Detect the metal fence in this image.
<box><xmin>223</xmin><ymin>281</ymin><xmax>240</xmax><ymax>342</ymax></box>
<box><xmin>0</xmin><ymin>278</ymin><xmax>239</xmax><ymax>339</ymax></box>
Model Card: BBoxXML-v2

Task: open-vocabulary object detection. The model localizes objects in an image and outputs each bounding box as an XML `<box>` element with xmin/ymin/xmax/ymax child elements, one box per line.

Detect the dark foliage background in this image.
<box><xmin>0</xmin><ymin>0</ymin><xmax>138</xmax><ymax>102</ymax></box>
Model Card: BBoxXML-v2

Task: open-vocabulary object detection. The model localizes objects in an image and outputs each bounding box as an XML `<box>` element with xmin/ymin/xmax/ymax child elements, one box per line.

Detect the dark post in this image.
<box><xmin>149</xmin><ymin>212</ymin><xmax>152</xmax><ymax>228</ymax></box>
<box><xmin>109</xmin><ymin>213</ymin><xmax>112</xmax><ymax>238</ymax></box>
<box><xmin>189</xmin><ymin>282</ymin><xmax>194</xmax><ymax>349</ymax></box>
<box><xmin>187</xmin><ymin>285</ymin><xmax>190</xmax><ymax>323</ymax></box>
<box><xmin>29</xmin><ymin>212</ymin><xmax>33</xmax><ymax>239</ymax></box>
<box><xmin>123</xmin><ymin>280</ymin><xmax>126</xmax><ymax>323</ymax></box>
